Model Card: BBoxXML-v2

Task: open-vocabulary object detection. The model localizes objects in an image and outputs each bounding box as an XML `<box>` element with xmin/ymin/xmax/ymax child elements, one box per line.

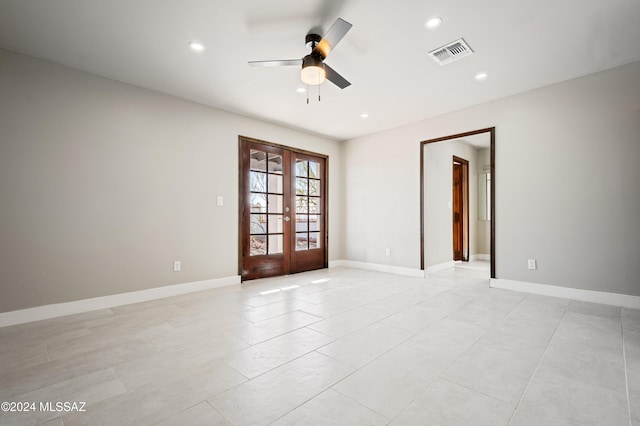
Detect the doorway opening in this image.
<box><xmin>239</xmin><ymin>136</ymin><xmax>328</xmax><ymax>281</ymax></box>
<box><xmin>452</xmin><ymin>156</ymin><xmax>469</xmax><ymax>262</ymax></box>
<box><xmin>420</xmin><ymin>127</ymin><xmax>495</xmax><ymax>278</ymax></box>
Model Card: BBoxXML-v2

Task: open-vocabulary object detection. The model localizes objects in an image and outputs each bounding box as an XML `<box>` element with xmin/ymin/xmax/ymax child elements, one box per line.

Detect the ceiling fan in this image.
<box><xmin>248</xmin><ymin>17</ymin><xmax>353</xmax><ymax>89</ymax></box>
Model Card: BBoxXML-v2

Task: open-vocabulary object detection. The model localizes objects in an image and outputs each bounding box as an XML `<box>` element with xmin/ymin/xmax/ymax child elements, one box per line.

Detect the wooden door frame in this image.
<box><xmin>452</xmin><ymin>156</ymin><xmax>469</xmax><ymax>262</ymax></box>
<box><xmin>420</xmin><ymin>127</ymin><xmax>496</xmax><ymax>278</ymax></box>
<box><xmin>238</xmin><ymin>135</ymin><xmax>329</xmax><ymax>280</ymax></box>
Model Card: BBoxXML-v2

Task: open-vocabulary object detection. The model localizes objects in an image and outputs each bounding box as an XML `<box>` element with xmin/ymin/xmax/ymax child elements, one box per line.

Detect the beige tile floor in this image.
<box><xmin>0</xmin><ymin>263</ymin><xmax>638</xmax><ymax>425</ymax></box>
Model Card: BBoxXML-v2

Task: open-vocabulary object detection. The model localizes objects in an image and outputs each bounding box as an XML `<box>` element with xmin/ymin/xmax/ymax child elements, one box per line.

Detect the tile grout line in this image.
<box><xmin>263</xmin><ymin>353</ymin><xmax>362</xmax><ymax>426</ymax></box>
<box><xmin>439</xmin><ymin>375</ymin><xmax>511</xmax><ymax>405</ymax></box>
<box><xmin>506</xmin><ymin>308</ymin><xmax>567</xmax><ymax>425</ymax></box>
<box><xmin>372</xmin><ymin>313</ymin><xmax>493</xmax><ymax>425</ymax></box>
<box><xmin>205</xmin><ymin>400</ymin><xmax>235</xmax><ymax>426</ymax></box>
<box><xmin>330</xmin><ymin>387</ymin><xmax>391</xmax><ymax>422</ymax></box>
<box><xmin>383</xmin><ymin>296</ymin><xmax>494</xmax><ymax>424</ymax></box>
<box><xmin>217</xmin><ymin>328</ymin><xmax>351</xmax><ymax>396</ymax></box>
<box><xmin>316</xmin><ymin>317</ymin><xmax>425</xmax><ymax>375</ymax></box>
<box><xmin>503</xmin><ymin>292</ymin><xmax>530</xmax><ymax>318</ymax></box>
<box><xmin>223</xmin><ymin>331</ymin><xmax>336</xmax><ymax>381</ymax></box>
<box><xmin>151</xmin><ymin>400</ymin><xmax>210</xmax><ymax>425</ymax></box>
<box><xmin>209</xmin><ymin>279</ymin><xmax>449</xmax><ymax>393</ymax></box>
<box><xmin>303</xmin><ymin>285</ymin><xmax>482</xmax><ymax>424</ymax></box>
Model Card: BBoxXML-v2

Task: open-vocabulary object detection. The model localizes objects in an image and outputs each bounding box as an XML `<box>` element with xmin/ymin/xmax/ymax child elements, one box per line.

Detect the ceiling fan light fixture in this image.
<box><xmin>301</xmin><ymin>55</ymin><xmax>326</xmax><ymax>85</ymax></box>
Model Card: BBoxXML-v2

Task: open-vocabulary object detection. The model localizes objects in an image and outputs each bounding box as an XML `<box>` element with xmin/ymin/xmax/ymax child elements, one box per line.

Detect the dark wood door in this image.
<box><xmin>240</xmin><ymin>138</ymin><xmax>327</xmax><ymax>280</ymax></box>
<box><xmin>452</xmin><ymin>162</ymin><xmax>463</xmax><ymax>260</ymax></box>
<box><xmin>452</xmin><ymin>156</ymin><xmax>469</xmax><ymax>261</ymax></box>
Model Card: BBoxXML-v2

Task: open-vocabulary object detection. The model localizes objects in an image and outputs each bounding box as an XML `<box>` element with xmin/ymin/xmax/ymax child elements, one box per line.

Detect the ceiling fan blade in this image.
<box><xmin>313</xmin><ymin>17</ymin><xmax>352</xmax><ymax>59</ymax></box>
<box><xmin>248</xmin><ymin>59</ymin><xmax>302</xmax><ymax>68</ymax></box>
<box><xmin>324</xmin><ymin>64</ymin><xmax>351</xmax><ymax>89</ymax></box>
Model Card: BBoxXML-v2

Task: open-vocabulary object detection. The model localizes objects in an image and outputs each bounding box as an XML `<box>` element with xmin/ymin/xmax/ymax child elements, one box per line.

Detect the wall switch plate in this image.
<box><xmin>385</xmin><ymin>248</ymin><xmax>391</xmax><ymax>256</ymax></box>
<box><xmin>216</xmin><ymin>196</ymin><xmax>224</xmax><ymax>206</ymax></box>
<box><xmin>173</xmin><ymin>261</ymin><xmax>181</xmax><ymax>272</ymax></box>
<box><xmin>528</xmin><ymin>259</ymin><xmax>537</xmax><ymax>270</ymax></box>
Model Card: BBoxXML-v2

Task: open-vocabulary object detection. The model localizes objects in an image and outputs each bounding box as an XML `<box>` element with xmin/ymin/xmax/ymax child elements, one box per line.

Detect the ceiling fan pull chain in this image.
<box><xmin>306</xmin><ymin>85</ymin><xmax>309</xmax><ymax>104</ymax></box>
<box><xmin>318</xmin><ymin>83</ymin><xmax>321</xmax><ymax>102</ymax></box>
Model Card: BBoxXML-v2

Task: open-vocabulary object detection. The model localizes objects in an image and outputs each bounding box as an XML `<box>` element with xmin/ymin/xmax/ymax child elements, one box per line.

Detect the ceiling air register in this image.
<box><xmin>428</xmin><ymin>38</ymin><xmax>474</xmax><ymax>65</ymax></box>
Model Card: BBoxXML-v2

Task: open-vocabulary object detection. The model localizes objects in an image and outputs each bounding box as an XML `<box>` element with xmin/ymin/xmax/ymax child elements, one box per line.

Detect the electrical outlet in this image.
<box><xmin>216</xmin><ymin>195</ymin><xmax>224</xmax><ymax>206</ymax></box>
<box><xmin>385</xmin><ymin>248</ymin><xmax>391</xmax><ymax>256</ymax></box>
<box><xmin>527</xmin><ymin>259</ymin><xmax>536</xmax><ymax>270</ymax></box>
<box><xmin>173</xmin><ymin>261</ymin><xmax>181</xmax><ymax>272</ymax></box>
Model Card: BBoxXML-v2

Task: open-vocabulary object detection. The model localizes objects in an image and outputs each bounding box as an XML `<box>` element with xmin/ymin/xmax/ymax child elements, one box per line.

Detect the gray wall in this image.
<box><xmin>344</xmin><ymin>61</ymin><xmax>640</xmax><ymax>297</ymax></box>
<box><xmin>2</xmin><ymin>47</ymin><xmax>639</xmax><ymax>312</ymax></box>
<box><xmin>476</xmin><ymin>147</ymin><xmax>491</xmax><ymax>256</ymax></box>
<box><xmin>0</xmin><ymin>49</ymin><xmax>343</xmax><ymax>312</ymax></box>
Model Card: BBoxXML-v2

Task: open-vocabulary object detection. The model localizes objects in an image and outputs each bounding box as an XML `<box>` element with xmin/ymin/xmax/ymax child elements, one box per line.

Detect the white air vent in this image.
<box><xmin>428</xmin><ymin>38</ymin><xmax>474</xmax><ymax>65</ymax></box>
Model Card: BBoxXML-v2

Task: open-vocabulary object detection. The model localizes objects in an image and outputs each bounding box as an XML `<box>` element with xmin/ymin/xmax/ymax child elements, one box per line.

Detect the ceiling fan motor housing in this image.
<box><xmin>305</xmin><ymin>33</ymin><xmax>322</xmax><ymax>50</ymax></box>
<box><xmin>302</xmin><ymin>54</ymin><xmax>323</xmax><ymax>69</ymax></box>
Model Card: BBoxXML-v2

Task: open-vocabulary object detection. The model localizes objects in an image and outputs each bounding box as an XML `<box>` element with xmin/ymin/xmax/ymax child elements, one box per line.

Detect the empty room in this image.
<box><xmin>1</xmin><ymin>1</ymin><xmax>639</xmax><ymax>425</ymax></box>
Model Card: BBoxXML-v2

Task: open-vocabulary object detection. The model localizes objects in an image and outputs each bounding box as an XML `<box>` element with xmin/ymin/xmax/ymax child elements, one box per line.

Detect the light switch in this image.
<box><xmin>216</xmin><ymin>196</ymin><xmax>224</xmax><ymax>206</ymax></box>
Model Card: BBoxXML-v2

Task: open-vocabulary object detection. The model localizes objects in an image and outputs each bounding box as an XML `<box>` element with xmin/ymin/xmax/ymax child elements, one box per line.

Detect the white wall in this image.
<box><xmin>344</xmin><ymin>61</ymin><xmax>640</xmax><ymax>297</ymax></box>
<box><xmin>0</xmin><ymin>49</ymin><xmax>343</xmax><ymax>312</ymax></box>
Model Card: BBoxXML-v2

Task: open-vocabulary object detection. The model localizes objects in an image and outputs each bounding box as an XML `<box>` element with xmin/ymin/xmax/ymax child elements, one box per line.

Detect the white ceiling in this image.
<box><xmin>1</xmin><ymin>0</ymin><xmax>639</xmax><ymax>141</ymax></box>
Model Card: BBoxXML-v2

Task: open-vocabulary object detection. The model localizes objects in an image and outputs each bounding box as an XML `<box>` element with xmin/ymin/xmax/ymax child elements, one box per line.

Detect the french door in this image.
<box><xmin>239</xmin><ymin>137</ymin><xmax>327</xmax><ymax>280</ymax></box>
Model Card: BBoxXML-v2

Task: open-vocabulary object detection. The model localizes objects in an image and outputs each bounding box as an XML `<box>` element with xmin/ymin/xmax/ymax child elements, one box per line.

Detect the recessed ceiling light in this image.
<box><xmin>360</xmin><ymin>113</ymin><xmax>369</xmax><ymax>119</ymax></box>
<box><xmin>188</xmin><ymin>41</ymin><xmax>205</xmax><ymax>52</ymax></box>
<box><xmin>296</xmin><ymin>87</ymin><xmax>306</xmax><ymax>93</ymax></box>
<box><xmin>475</xmin><ymin>72</ymin><xmax>488</xmax><ymax>81</ymax></box>
<box><xmin>425</xmin><ymin>17</ymin><xmax>442</xmax><ymax>29</ymax></box>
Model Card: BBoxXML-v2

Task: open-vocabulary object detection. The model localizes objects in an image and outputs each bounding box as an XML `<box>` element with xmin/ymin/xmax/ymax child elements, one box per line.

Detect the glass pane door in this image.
<box><xmin>294</xmin><ymin>159</ymin><xmax>322</xmax><ymax>251</ymax></box>
<box><xmin>290</xmin><ymin>152</ymin><xmax>326</xmax><ymax>274</ymax></box>
<box><xmin>249</xmin><ymin>150</ymin><xmax>284</xmax><ymax>255</ymax></box>
<box><xmin>240</xmin><ymin>138</ymin><xmax>327</xmax><ymax>280</ymax></box>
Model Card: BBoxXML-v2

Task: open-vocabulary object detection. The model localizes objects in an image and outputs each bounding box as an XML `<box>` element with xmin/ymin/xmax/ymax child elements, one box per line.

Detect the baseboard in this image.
<box><xmin>329</xmin><ymin>260</ymin><xmax>424</xmax><ymax>278</ymax></box>
<box><xmin>490</xmin><ymin>278</ymin><xmax>640</xmax><ymax>309</ymax></box>
<box><xmin>470</xmin><ymin>254</ymin><xmax>490</xmax><ymax>261</ymax></box>
<box><xmin>0</xmin><ymin>275</ymin><xmax>241</xmax><ymax>328</ymax></box>
<box><xmin>425</xmin><ymin>261</ymin><xmax>456</xmax><ymax>275</ymax></box>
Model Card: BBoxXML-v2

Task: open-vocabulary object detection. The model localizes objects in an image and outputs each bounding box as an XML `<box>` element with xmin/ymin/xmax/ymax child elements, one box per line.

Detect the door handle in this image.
<box><xmin>284</xmin><ymin>216</ymin><xmax>291</xmax><ymax>222</ymax></box>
